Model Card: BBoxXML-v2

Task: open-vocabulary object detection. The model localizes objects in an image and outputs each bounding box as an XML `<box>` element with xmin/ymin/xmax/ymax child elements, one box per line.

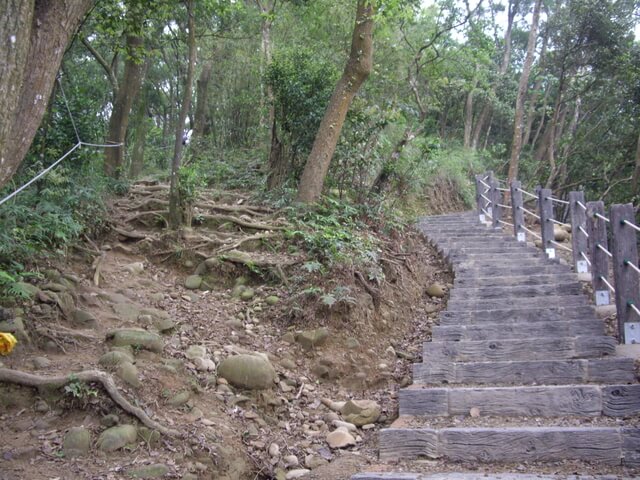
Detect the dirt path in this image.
<box><xmin>0</xmin><ymin>183</ymin><xmax>450</xmax><ymax>479</ymax></box>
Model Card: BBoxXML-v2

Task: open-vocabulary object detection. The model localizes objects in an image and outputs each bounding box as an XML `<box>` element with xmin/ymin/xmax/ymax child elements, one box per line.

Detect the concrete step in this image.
<box><xmin>453</xmin><ymin>258</ymin><xmax>556</xmax><ymax>269</ymax></box>
<box><xmin>449</xmin><ymin>252</ymin><xmax>542</xmax><ymax>262</ymax></box>
<box><xmin>398</xmin><ymin>384</ymin><xmax>640</xmax><ymax>418</ymax></box>
<box><xmin>378</xmin><ymin>423</ymin><xmax>640</xmax><ymax>466</ymax></box>
<box><xmin>449</xmin><ymin>284</ymin><xmax>583</xmax><ymax>299</ymax></box>
<box><xmin>453</xmin><ymin>273</ymin><xmax>581</xmax><ymax>288</ymax></box>
<box><xmin>432</xmin><ymin>320</ymin><xmax>605</xmax><ymax>341</ymax></box>
<box><xmin>422</xmin><ymin>336</ymin><xmax>617</xmax><ymax>363</ymax></box>
<box><xmin>454</xmin><ymin>265</ymin><xmax>568</xmax><ymax>278</ymax></box>
<box><xmin>439</xmin><ymin>306</ymin><xmax>597</xmax><ymax>324</ymax></box>
<box><xmin>446</xmin><ymin>294</ymin><xmax>587</xmax><ymax>311</ymax></box>
<box><xmin>412</xmin><ymin>357</ymin><xmax>636</xmax><ymax>386</ymax></box>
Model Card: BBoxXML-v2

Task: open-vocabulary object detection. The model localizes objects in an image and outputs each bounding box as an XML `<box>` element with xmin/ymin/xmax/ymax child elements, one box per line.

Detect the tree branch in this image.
<box><xmin>81</xmin><ymin>37</ymin><xmax>119</xmax><ymax>93</ymax></box>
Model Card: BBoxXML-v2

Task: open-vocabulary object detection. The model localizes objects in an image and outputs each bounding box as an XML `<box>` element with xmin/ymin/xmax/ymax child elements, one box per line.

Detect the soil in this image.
<box><xmin>0</xmin><ymin>181</ymin><xmax>451</xmax><ymax>480</ymax></box>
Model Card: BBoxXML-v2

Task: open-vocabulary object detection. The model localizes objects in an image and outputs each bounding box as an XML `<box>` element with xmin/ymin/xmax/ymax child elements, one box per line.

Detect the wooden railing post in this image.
<box><xmin>510</xmin><ymin>180</ymin><xmax>525</xmax><ymax>242</ymax></box>
<box><xmin>490</xmin><ymin>176</ymin><xmax>501</xmax><ymax>230</ymax></box>
<box><xmin>538</xmin><ymin>188</ymin><xmax>555</xmax><ymax>258</ymax></box>
<box><xmin>475</xmin><ymin>174</ymin><xmax>484</xmax><ymax>222</ymax></box>
<box><xmin>610</xmin><ymin>203</ymin><xmax>640</xmax><ymax>344</ymax></box>
<box><xmin>569</xmin><ymin>191</ymin><xmax>589</xmax><ymax>274</ymax></box>
<box><xmin>586</xmin><ymin>201</ymin><xmax>611</xmax><ymax>306</ymax></box>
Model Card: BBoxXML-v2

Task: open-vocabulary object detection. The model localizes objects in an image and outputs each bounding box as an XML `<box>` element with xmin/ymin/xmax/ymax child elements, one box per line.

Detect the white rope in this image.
<box><xmin>630</xmin><ymin>302</ymin><xmax>640</xmax><ymax>318</ymax></box>
<box><xmin>547</xmin><ymin>217</ymin><xmax>571</xmax><ymax>228</ymax></box>
<box><xmin>597</xmin><ymin>243</ymin><xmax>613</xmax><ymax>258</ymax></box>
<box><xmin>546</xmin><ymin>196</ymin><xmax>570</xmax><ymax>205</ymax></box>
<box><xmin>600</xmin><ymin>276</ymin><xmax>616</xmax><ymax>294</ymax></box>
<box><xmin>0</xmin><ymin>143</ymin><xmax>81</xmax><ymax>206</ymax></box>
<box><xmin>595</xmin><ymin>213</ymin><xmax>610</xmax><ymax>223</ymax></box>
<box><xmin>518</xmin><ymin>188</ymin><xmax>538</xmax><ymax>199</ymax></box>
<box><xmin>576</xmin><ymin>200</ymin><xmax>587</xmax><ymax>211</ymax></box>
<box><xmin>496</xmin><ymin>187</ymin><xmax>510</xmax><ymax>192</ymax></box>
<box><xmin>498</xmin><ymin>219</ymin><xmax>514</xmax><ymax>227</ymax></box>
<box><xmin>480</xmin><ymin>193</ymin><xmax>492</xmax><ymax>203</ymax></box>
<box><xmin>57</xmin><ymin>77</ymin><xmax>81</xmax><ymax>143</ymax></box>
<box><xmin>625</xmin><ymin>260</ymin><xmax>640</xmax><ymax>275</ymax></box>
<box><xmin>497</xmin><ymin>203</ymin><xmax>512</xmax><ymax>209</ymax></box>
<box><xmin>478</xmin><ymin>179</ymin><xmax>490</xmax><ymax>188</ymax></box>
<box><xmin>579</xmin><ymin>226</ymin><xmax>589</xmax><ymax>238</ymax></box>
<box><xmin>581</xmin><ymin>251</ymin><xmax>592</xmax><ymax>266</ymax></box>
<box><xmin>623</xmin><ymin>220</ymin><xmax>640</xmax><ymax>233</ymax></box>
<box><xmin>519</xmin><ymin>206</ymin><xmax>540</xmax><ymax>219</ymax></box>
<box><xmin>80</xmin><ymin>141</ymin><xmax>122</xmax><ymax>148</ymax></box>
<box><xmin>520</xmin><ymin>225</ymin><xmax>541</xmax><ymax>239</ymax></box>
<box><xmin>481</xmin><ymin>208</ymin><xmax>493</xmax><ymax>220</ymax></box>
<box><xmin>550</xmin><ymin>240</ymin><xmax>572</xmax><ymax>252</ymax></box>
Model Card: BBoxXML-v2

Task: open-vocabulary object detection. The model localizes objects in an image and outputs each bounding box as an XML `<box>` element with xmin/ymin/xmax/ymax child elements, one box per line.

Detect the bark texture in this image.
<box><xmin>507</xmin><ymin>0</ymin><xmax>542</xmax><ymax>183</ymax></box>
<box><xmin>296</xmin><ymin>0</ymin><xmax>375</xmax><ymax>203</ymax></box>
<box><xmin>193</xmin><ymin>61</ymin><xmax>213</xmax><ymax>140</ymax></box>
<box><xmin>0</xmin><ymin>0</ymin><xmax>93</xmax><ymax>189</ymax></box>
<box><xmin>168</xmin><ymin>0</ymin><xmax>196</xmax><ymax>228</ymax></box>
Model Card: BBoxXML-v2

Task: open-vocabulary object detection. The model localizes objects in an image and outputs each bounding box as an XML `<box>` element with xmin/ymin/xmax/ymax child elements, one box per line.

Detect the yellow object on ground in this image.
<box><xmin>0</xmin><ymin>332</ymin><xmax>17</xmax><ymax>355</ymax></box>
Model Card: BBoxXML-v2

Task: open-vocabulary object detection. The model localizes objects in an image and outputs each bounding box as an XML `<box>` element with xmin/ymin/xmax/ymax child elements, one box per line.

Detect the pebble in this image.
<box><xmin>285</xmin><ymin>469</ymin><xmax>310</xmax><ymax>479</ymax></box>
<box><xmin>268</xmin><ymin>443</ymin><xmax>280</xmax><ymax>457</ymax></box>
<box><xmin>283</xmin><ymin>454</ymin><xmax>299</xmax><ymax>467</ymax></box>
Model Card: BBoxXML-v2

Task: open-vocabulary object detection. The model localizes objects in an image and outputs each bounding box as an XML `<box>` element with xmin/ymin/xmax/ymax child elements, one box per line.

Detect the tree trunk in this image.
<box><xmin>0</xmin><ymin>0</ymin><xmax>93</xmax><ymax>189</ymax></box>
<box><xmin>104</xmin><ymin>34</ymin><xmax>145</xmax><ymax>178</ymax></box>
<box><xmin>193</xmin><ymin>60</ymin><xmax>213</xmax><ymax>140</ymax></box>
<box><xmin>522</xmin><ymin>32</ymin><xmax>548</xmax><ymax>147</ymax></box>
<box><xmin>129</xmin><ymin>87</ymin><xmax>149</xmax><ymax>179</ymax></box>
<box><xmin>370</xmin><ymin>125</ymin><xmax>420</xmax><ymax>196</ymax></box>
<box><xmin>470</xmin><ymin>0</ymin><xmax>518</xmax><ymax>150</ymax></box>
<box><xmin>632</xmin><ymin>129</ymin><xmax>640</xmax><ymax>195</ymax></box>
<box><xmin>296</xmin><ymin>0</ymin><xmax>375</xmax><ymax>203</ymax></box>
<box><xmin>168</xmin><ymin>0</ymin><xmax>196</xmax><ymax>229</ymax></box>
<box><xmin>464</xmin><ymin>68</ymin><xmax>479</xmax><ymax>149</ymax></box>
<box><xmin>507</xmin><ymin>0</ymin><xmax>542</xmax><ymax>183</ymax></box>
<box><xmin>257</xmin><ymin>0</ymin><xmax>276</xmax><ymax>132</ymax></box>
<box><xmin>266</xmin><ymin>118</ymin><xmax>288</xmax><ymax>190</ymax></box>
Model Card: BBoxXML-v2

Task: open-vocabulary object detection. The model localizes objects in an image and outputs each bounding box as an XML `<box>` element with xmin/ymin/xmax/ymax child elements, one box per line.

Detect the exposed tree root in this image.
<box><xmin>199</xmin><ymin>214</ymin><xmax>285</xmax><ymax>231</ymax></box>
<box><xmin>355</xmin><ymin>270</ymin><xmax>381</xmax><ymax>310</ymax></box>
<box><xmin>215</xmin><ymin>232</ymin><xmax>277</xmax><ymax>254</ymax></box>
<box><xmin>112</xmin><ymin>226</ymin><xmax>151</xmax><ymax>241</ymax></box>
<box><xmin>92</xmin><ymin>252</ymin><xmax>106</xmax><ymax>287</ymax></box>
<box><xmin>0</xmin><ymin>368</ymin><xmax>182</xmax><ymax>437</ymax></box>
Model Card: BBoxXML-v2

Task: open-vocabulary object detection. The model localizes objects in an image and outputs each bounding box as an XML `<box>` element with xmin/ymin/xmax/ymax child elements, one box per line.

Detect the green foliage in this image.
<box><xmin>64</xmin><ymin>376</ymin><xmax>99</xmax><ymax>408</ymax></box>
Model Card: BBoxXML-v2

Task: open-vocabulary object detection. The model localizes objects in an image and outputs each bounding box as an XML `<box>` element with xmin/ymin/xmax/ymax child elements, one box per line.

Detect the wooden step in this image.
<box><xmin>412</xmin><ymin>357</ymin><xmax>636</xmax><ymax>385</ymax></box>
<box><xmin>453</xmin><ymin>273</ymin><xmax>580</xmax><ymax>288</ymax></box>
<box><xmin>455</xmin><ymin>265</ymin><xmax>568</xmax><ymax>278</ymax></box>
<box><xmin>378</xmin><ymin>424</ymin><xmax>640</xmax><ymax>466</ymax></box>
<box><xmin>398</xmin><ymin>384</ymin><xmax>640</xmax><ymax>418</ymax></box>
<box><xmin>446</xmin><ymin>294</ymin><xmax>587</xmax><ymax>311</ymax></box>
<box><xmin>449</xmin><ymin>284</ymin><xmax>583</xmax><ymax>300</ymax></box>
<box><xmin>432</xmin><ymin>320</ymin><xmax>605</xmax><ymax>341</ymax></box>
<box><xmin>422</xmin><ymin>336</ymin><xmax>617</xmax><ymax>363</ymax></box>
<box><xmin>439</xmin><ymin>306</ymin><xmax>597</xmax><ymax>324</ymax></box>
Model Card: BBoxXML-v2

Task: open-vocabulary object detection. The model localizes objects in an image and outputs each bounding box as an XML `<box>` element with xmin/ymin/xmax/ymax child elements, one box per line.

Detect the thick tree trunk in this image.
<box><xmin>463</xmin><ymin>70</ymin><xmax>479</xmax><ymax>148</ymax></box>
<box><xmin>296</xmin><ymin>0</ymin><xmax>375</xmax><ymax>203</ymax></box>
<box><xmin>257</xmin><ymin>0</ymin><xmax>276</xmax><ymax>132</ymax></box>
<box><xmin>168</xmin><ymin>0</ymin><xmax>196</xmax><ymax>229</ymax></box>
<box><xmin>129</xmin><ymin>88</ymin><xmax>149</xmax><ymax>179</ymax></box>
<box><xmin>507</xmin><ymin>0</ymin><xmax>542</xmax><ymax>183</ymax></box>
<box><xmin>104</xmin><ymin>34</ymin><xmax>145</xmax><ymax>178</ymax></box>
<box><xmin>266</xmin><ymin>119</ymin><xmax>288</xmax><ymax>190</ymax></box>
<box><xmin>370</xmin><ymin>125</ymin><xmax>420</xmax><ymax>196</ymax></box>
<box><xmin>0</xmin><ymin>0</ymin><xmax>93</xmax><ymax>189</ymax></box>
<box><xmin>193</xmin><ymin>60</ymin><xmax>213</xmax><ymax>141</ymax></box>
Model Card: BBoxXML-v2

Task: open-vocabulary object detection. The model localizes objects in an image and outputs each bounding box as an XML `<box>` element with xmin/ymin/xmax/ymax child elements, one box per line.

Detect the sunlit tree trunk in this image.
<box><xmin>507</xmin><ymin>0</ymin><xmax>542</xmax><ymax>183</ymax></box>
<box><xmin>296</xmin><ymin>0</ymin><xmax>375</xmax><ymax>203</ymax></box>
<box><xmin>193</xmin><ymin>60</ymin><xmax>213</xmax><ymax>141</ymax></box>
<box><xmin>169</xmin><ymin>0</ymin><xmax>196</xmax><ymax>229</ymax></box>
<box><xmin>0</xmin><ymin>0</ymin><xmax>93</xmax><ymax>189</ymax></box>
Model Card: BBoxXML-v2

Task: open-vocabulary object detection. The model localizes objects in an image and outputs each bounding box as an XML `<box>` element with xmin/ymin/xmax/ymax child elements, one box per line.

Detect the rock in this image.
<box><xmin>107</xmin><ymin>329</ymin><xmax>163</xmax><ymax>353</ymax></box>
<box><xmin>231</xmin><ymin>285</ymin><xmax>247</xmax><ymax>298</ymax></box>
<box><xmin>280</xmin><ymin>358</ymin><xmax>296</xmax><ymax>370</ymax></box>
<box><xmin>116</xmin><ymin>362</ymin><xmax>141</xmax><ymax>388</ymax></box>
<box><xmin>63</xmin><ymin>427</ymin><xmax>90</xmax><ymax>458</ymax></box>
<box><xmin>184</xmin><ymin>275</ymin><xmax>203</xmax><ymax>290</ymax></box>
<box><xmin>311</xmin><ymin>364</ymin><xmax>330</xmax><ymax>379</ymax></box>
<box><xmin>41</xmin><ymin>282</ymin><xmax>67</xmax><ymax>293</ymax></box>
<box><xmin>218</xmin><ymin>353</ymin><xmax>277</xmax><ymax>390</ymax></box>
<box><xmin>326</xmin><ymin>427</ymin><xmax>356</xmax><ymax>449</ymax></box>
<box><xmin>168</xmin><ymin>391</ymin><xmax>190</xmax><ymax>407</ymax></box>
<box><xmin>332</xmin><ymin>420</ymin><xmax>357</xmax><ymax>432</ymax></box>
<box><xmin>554</xmin><ymin>224</ymin><xmax>570</xmax><ymax>242</ymax></box>
<box><xmin>193</xmin><ymin>357</ymin><xmax>216</xmax><ymax>372</ymax></box>
<box><xmin>123</xmin><ymin>262</ymin><xmax>145</xmax><ymax>275</ymax></box>
<box><xmin>185</xmin><ymin>345</ymin><xmax>207</xmax><ymax>360</ymax></box>
<box><xmin>226</xmin><ymin>318</ymin><xmax>243</xmax><ymax>329</ymax></box>
<box><xmin>31</xmin><ymin>356</ymin><xmax>51</xmax><ymax>369</ymax></box>
<box><xmin>126</xmin><ymin>463</ymin><xmax>169</xmax><ymax>478</ymax></box>
<box><xmin>470</xmin><ymin>406</ymin><xmax>481</xmax><ymax>417</ymax></box>
<box><xmin>240</xmin><ymin>288</ymin><xmax>255</xmax><ymax>301</ymax></box>
<box><xmin>305</xmin><ymin>455</ymin><xmax>328</xmax><ymax>469</ymax></box>
<box><xmin>295</xmin><ymin>327</ymin><xmax>329</xmax><ymax>350</ymax></box>
<box><xmin>424</xmin><ymin>304</ymin><xmax>439</xmax><ymax>314</ymax></box>
<box><xmin>268</xmin><ymin>443</ymin><xmax>280</xmax><ymax>457</ymax></box>
<box><xmin>101</xmin><ymin>414</ymin><xmax>119</xmax><ymax>427</ymax></box>
<box><xmin>345</xmin><ymin>337</ymin><xmax>360</xmax><ymax>349</ymax></box>
<box><xmin>112</xmin><ymin>303</ymin><xmax>141</xmax><ymax>322</ymax></box>
<box><xmin>285</xmin><ymin>469</ymin><xmax>310</xmax><ymax>479</ymax></box>
<box><xmin>99</xmin><ymin>350</ymin><xmax>134</xmax><ymax>368</ymax></box>
<box><xmin>15</xmin><ymin>282</ymin><xmax>39</xmax><ymax>298</ymax></box>
<box><xmin>283</xmin><ymin>454</ymin><xmax>299</xmax><ymax>467</ymax></box>
<box><xmin>154</xmin><ymin>317</ymin><xmax>175</xmax><ymax>333</ymax></box>
<box><xmin>426</xmin><ymin>282</ymin><xmax>446</xmax><ymax>298</ymax></box>
<box><xmin>281</xmin><ymin>332</ymin><xmax>296</xmax><ymax>344</ymax></box>
<box><xmin>71</xmin><ymin>309</ymin><xmax>97</xmax><ymax>328</ymax></box>
<box><xmin>138</xmin><ymin>427</ymin><xmax>161</xmax><ymax>446</ymax></box>
<box><xmin>0</xmin><ymin>316</ymin><xmax>29</xmax><ymax>343</ymax></box>
<box><xmin>341</xmin><ymin>399</ymin><xmax>381</xmax><ymax>426</ymax></box>
<box><xmin>150</xmin><ymin>293</ymin><xmax>165</xmax><ymax>303</ymax></box>
<box><xmin>534</xmin><ymin>239</ymin><xmax>543</xmax><ymax>248</ymax></box>
<box><xmin>97</xmin><ymin>424</ymin><xmax>137</xmax><ymax>452</ymax></box>
<box><xmin>265</xmin><ymin>295</ymin><xmax>279</xmax><ymax>306</ymax></box>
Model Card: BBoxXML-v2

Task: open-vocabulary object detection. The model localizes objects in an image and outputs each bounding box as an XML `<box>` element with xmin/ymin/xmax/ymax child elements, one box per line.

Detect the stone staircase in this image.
<box><xmin>353</xmin><ymin>212</ymin><xmax>640</xmax><ymax>479</ymax></box>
